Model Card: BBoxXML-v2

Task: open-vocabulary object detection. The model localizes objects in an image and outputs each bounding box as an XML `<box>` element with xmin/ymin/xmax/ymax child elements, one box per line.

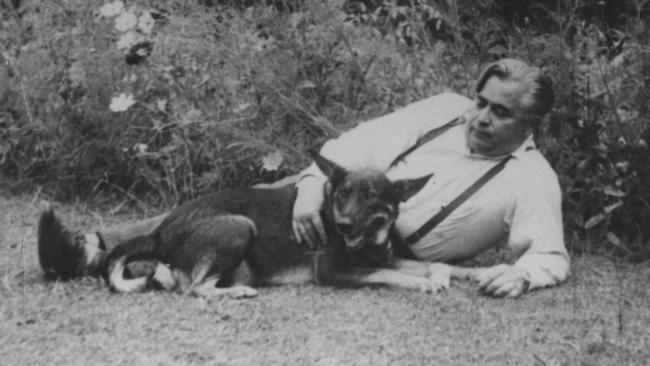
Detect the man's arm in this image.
<box><xmin>299</xmin><ymin>92</ymin><xmax>474</xmax><ymax>180</ymax></box>
<box><xmin>505</xmin><ymin>155</ymin><xmax>570</xmax><ymax>291</ymax></box>
<box><xmin>445</xmin><ymin>154</ymin><xmax>569</xmax><ymax>298</ymax></box>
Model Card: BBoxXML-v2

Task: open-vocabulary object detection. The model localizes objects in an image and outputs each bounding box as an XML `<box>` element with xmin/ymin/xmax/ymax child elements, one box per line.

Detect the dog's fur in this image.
<box><xmin>39</xmin><ymin>151</ymin><xmax>448</xmax><ymax>297</ymax></box>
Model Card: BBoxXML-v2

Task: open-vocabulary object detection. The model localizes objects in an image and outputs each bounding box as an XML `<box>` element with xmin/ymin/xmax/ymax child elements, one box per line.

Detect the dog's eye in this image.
<box><xmin>364</xmin><ymin>190</ymin><xmax>377</xmax><ymax>200</ymax></box>
<box><xmin>336</xmin><ymin>186</ymin><xmax>351</xmax><ymax>198</ymax></box>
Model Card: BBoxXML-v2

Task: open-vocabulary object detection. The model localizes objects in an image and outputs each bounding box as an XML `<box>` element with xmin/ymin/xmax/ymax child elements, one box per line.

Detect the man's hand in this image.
<box><xmin>476</xmin><ymin>264</ymin><xmax>530</xmax><ymax>298</ymax></box>
<box><xmin>292</xmin><ymin>176</ymin><xmax>327</xmax><ymax>249</ymax></box>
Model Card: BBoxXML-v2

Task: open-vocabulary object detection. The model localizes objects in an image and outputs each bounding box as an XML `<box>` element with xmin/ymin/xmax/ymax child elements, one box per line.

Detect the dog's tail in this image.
<box><xmin>38</xmin><ymin>205</ymin><xmax>88</xmax><ymax>280</ymax></box>
<box><xmin>105</xmin><ymin>235</ymin><xmax>160</xmax><ymax>293</ymax></box>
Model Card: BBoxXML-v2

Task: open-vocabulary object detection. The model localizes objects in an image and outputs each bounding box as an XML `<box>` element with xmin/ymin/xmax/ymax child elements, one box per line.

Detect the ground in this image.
<box><xmin>1</xmin><ymin>193</ymin><xmax>648</xmax><ymax>366</ymax></box>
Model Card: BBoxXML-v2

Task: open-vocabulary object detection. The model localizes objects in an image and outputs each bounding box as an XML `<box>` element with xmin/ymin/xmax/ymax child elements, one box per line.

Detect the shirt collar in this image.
<box><xmin>511</xmin><ymin>135</ymin><xmax>536</xmax><ymax>159</ymax></box>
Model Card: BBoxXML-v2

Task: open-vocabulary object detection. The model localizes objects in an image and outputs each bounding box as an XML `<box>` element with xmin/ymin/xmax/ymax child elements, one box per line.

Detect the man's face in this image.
<box><xmin>464</xmin><ymin>76</ymin><xmax>532</xmax><ymax>157</ymax></box>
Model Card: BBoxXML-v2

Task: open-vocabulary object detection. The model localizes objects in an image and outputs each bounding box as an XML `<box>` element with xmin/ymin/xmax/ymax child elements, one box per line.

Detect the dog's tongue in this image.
<box><xmin>345</xmin><ymin>236</ymin><xmax>364</xmax><ymax>252</ymax></box>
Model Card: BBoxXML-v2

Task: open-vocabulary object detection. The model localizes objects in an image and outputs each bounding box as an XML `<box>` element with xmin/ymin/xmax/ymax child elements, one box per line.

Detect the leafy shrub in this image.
<box><xmin>0</xmin><ymin>0</ymin><xmax>468</xmax><ymax>202</ymax></box>
<box><xmin>508</xmin><ymin>4</ymin><xmax>650</xmax><ymax>260</ymax></box>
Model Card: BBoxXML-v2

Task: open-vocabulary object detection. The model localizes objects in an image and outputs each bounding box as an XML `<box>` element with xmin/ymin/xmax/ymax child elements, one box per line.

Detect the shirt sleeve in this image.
<box><xmin>298</xmin><ymin>92</ymin><xmax>474</xmax><ymax>183</ymax></box>
<box><xmin>508</xmin><ymin>158</ymin><xmax>570</xmax><ymax>290</ymax></box>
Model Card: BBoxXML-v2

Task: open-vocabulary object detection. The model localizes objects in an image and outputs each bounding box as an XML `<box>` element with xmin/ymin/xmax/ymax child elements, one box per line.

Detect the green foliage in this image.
<box><xmin>1</xmin><ymin>0</ymin><xmax>649</xmax><ymax>258</ymax></box>
<box><xmin>541</xmin><ymin>32</ymin><xmax>650</xmax><ymax>260</ymax></box>
<box><xmin>497</xmin><ymin>3</ymin><xmax>650</xmax><ymax>261</ymax></box>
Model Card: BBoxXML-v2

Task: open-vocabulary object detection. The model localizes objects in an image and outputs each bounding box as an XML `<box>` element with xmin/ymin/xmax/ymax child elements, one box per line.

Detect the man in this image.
<box><xmin>291</xmin><ymin>58</ymin><xmax>568</xmax><ymax>298</ymax></box>
<box><xmin>40</xmin><ymin>58</ymin><xmax>569</xmax><ymax>298</ymax></box>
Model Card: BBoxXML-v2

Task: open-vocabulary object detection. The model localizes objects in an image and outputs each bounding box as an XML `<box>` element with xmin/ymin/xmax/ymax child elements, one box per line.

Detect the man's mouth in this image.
<box><xmin>471</xmin><ymin>128</ymin><xmax>492</xmax><ymax>140</ymax></box>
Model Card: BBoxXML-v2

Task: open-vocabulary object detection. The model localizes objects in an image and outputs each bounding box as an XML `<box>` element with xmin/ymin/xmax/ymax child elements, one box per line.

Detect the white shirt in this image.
<box><xmin>300</xmin><ymin>92</ymin><xmax>570</xmax><ymax>290</ymax></box>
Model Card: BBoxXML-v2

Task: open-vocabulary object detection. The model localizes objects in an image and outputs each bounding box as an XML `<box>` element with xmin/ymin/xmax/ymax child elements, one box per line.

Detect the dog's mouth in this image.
<box><xmin>336</xmin><ymin>212</ymin><xmax>395</xmax><ymax>252</ymax></box>
<box><xmin>344</xmin><ymin>223</ymin><xmax>394</xmax><ymax>253</ymax></box>
<box><xmin>343</xmin><ymin>235</ymin><xmax>365</xmax><ymax>252</ymax></box>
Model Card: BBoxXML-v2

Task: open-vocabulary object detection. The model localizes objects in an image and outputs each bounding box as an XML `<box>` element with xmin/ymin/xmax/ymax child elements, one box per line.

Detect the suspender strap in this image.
<box><xmin>389</xmin><ymin>117</ymin><xmax>462</xmax><ymax>168</ymax></box>
<box><xmin>402</xmin><ymin>155</ymin><xmax>512</xmax><ymax>246</ymax></box>
<box><xmin>384</xmin><ymin>115</ymin><xmax>513</xmax><ymax>255</ymax></box>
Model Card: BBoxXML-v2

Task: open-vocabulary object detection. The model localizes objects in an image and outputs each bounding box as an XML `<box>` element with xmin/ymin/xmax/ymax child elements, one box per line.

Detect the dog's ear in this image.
<box><xmin>391</xmin><ymin>174</ymin><xmax>432</xmax><ymax>202</ymax></box>
<box><xmin>309</xmin><ymin>149</ymin><xmax>347</xmax><ymax>187</ymax></box>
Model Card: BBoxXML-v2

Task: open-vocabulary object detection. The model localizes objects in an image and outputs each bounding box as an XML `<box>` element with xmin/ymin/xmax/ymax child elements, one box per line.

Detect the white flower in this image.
<box><xmin>233</xmin><ymin>103</ymin><xmax>251</xmax><ymax>113</ymax></box>
<box><xmin>261</xmin><ymin>151</ymin><xmax>284</xmax><ymax>172</ymax></box>
<box><xmin>134</xmin><ymin>143</ymin><xmax>148</xmax><ymax>154</ymax></box>
<box><xmin>116</xmin><ymin>31</ymin><xmax>141</xmax><ymax>50</ymax></box>
<box><xmin>138</xmin><ymin>11</ymin><xmax>155</xmax><ymax>34</ymax></box>
<box><xmin>115</xmin><ymin>10</ymin><xmax>138</xmax><ymax>32</ymax></box>
<box><xmin>68</xmin><ymin>61</ymin><xmax>86</xmax><ymax>87</ymax></box>
<box><xmin>156</xmin><ymin>99</ymin><xmax>167</xmax><ymax>112</ymax></box>
<box><xmin>109</xmin><ymin>93</ymin><xmax>136</xmax><ymax>112</ymax></box>
<box><xmin>99</xmin><ymin>1</ymin><xmax>125</xmax><ymax>17</ymax></box>
<box><xmin>638</xmin><ymin>139</ymin><xmax>647</xmax><ymax>150</ymax></box>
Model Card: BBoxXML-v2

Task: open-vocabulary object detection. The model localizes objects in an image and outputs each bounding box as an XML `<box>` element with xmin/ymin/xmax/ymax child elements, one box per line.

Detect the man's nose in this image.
<box><xmin>476</xmin><ymin>106</ymin><xmax>491</xmax><ymax>127</ymax></box>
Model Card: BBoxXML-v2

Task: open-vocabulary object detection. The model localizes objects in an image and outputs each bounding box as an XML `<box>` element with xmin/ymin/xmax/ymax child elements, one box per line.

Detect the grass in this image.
<box><xmin>1</xmin><ymin>192</ymin><xmax>649</xmax><ymax>366</ymax></box>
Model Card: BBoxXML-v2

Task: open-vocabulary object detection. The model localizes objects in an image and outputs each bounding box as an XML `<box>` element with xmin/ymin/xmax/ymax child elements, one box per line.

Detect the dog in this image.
<box><xmin>39</xmin><ymin>151</ymin><xmax>447</xmax><ymax>298</ymax></box>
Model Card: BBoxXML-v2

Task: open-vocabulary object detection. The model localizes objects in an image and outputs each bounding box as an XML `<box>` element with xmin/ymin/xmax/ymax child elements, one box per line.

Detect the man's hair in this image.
<box><xmin>476</xmin><ymin>58</ymin><xmax>554</xmax><ymax>123</ymax></box>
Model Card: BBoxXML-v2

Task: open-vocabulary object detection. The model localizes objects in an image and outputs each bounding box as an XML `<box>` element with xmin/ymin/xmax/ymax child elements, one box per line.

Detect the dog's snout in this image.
<box><xmin>336</xmin><ymin>223</ymin><xmax>354</xmax><ymax>235</ymax></box>
<box><xmin>335</xmin><ymin>217</ymin><xmax>354</xmax><ymax>235</ymax></box>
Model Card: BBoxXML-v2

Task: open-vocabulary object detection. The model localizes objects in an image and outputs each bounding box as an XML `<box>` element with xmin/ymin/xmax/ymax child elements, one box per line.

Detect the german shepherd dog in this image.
<box><xmin>38</xmin><ymin>152</ymin><xmax>444</xmax><ymax>298</ymax></box>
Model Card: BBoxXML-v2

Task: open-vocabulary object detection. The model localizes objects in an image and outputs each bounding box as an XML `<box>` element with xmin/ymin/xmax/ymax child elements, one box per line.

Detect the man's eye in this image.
<box><xmin>493</xmin><ymin>107</ymin><xmax>510</xmax><ymax>118</ymax></box>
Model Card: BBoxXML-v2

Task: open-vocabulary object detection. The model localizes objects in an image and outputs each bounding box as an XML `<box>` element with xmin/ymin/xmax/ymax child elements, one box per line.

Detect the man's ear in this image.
<box><xmin>391</xmin><ymin>174</ymin><xmax>432</xmax><ymax>202</ymax></box>
<box><xmin>308</xmin><ymin>149</ymin><xmax>347</xmax><ymax>186</ymax></box>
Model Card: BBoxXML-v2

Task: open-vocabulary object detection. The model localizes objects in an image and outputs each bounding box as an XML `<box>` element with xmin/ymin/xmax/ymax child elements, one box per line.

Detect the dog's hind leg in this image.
<box><xmin>108</xmin><ymin>255</ymin><xmax>148</xmax><ymax>292</ymax></box>
<box><xmin>190</xmin><ymin>275</ymin><xmax>259</xmax><ymax>299</ymax></box>
<box><xmin>186</xmin><ymin>259</ymin><xmax>259</xmax><ymax>299</ymax></box>
<box><xmin>171</xmin><ymin>215</ymin><xmax>259</xmax><ymax>298</ymax></box>
<box><xmin>150</xmin><ymin>263</ymin><xmax>177</xmax><ymax>291</ymax></box>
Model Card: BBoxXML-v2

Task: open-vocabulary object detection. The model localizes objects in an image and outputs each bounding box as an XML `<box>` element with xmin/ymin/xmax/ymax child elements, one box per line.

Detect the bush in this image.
<box><xmin>1</xmin><ymin>0</ymin><xmax>648</xmax><ymax>258</ymax></box>
<box><xmin>507</xmin><ymin>3</ymin><xmax>650</xmax><ymax>261</ymax></box>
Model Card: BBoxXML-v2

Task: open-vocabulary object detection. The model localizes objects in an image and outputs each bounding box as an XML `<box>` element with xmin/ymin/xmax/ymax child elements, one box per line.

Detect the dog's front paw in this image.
<box><xmin>427</xmin><ymin>263</ymin><xmax>451</xmax><ymax>292</ymax></box>
<box><xmin>414</xmin><ymin>277</ymin><xmax>443</xmax><ymax>294</ymax></box>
